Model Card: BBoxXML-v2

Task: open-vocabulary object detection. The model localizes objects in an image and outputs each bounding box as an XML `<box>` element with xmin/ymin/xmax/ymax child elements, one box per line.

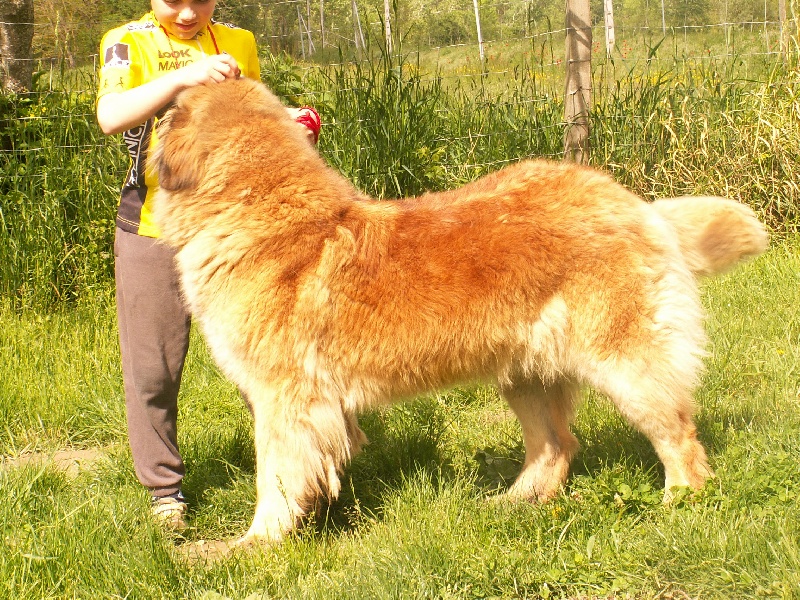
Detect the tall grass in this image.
<box><xmin>317</xmin><ymin>47</ymin><xmax>453</xmax><ymax>198</ymax></box>
<box><xmin>592</xmin><ymin>59</ymin><xmax>800</xmax><ymax>232</ymax></box>
<box><xmin>2</xmin><ymin>45</ymin><xmax>799</xmax><ymax>309</ymax></box>
<box><xmin>0</xmin><ymin>68</ymin><xmax>123</xmax><ymax>310</ymax></box>
<box><xmin>314</xmin><ymin>45</ymin><xmax>565</xmax><ymax>196</ymax></box>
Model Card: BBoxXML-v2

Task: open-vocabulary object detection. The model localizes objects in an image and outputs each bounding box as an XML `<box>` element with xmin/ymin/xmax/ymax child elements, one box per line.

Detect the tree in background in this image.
<box><xmin>721</xmin><ymin>0</ymin><xmax>778</xmax><ymax>22</ymax></box>
<box><xmin>402</xmin><ymin>0</ymin><xmax>477</xmax><ymax>46</ymax></box>
<box><xmin>215</xmin><ymin>0</ymin><xmax>262</xmax><ymax>35</ymax></box>
<box><xmin>0</xmin><ymin>0</ymin><xmax>34</xmax><ymax>92</ymax></box>
<box><xmin>33</xmin><ymin>0</ymin><xmax>99</xmax><ymax>68</ymax></box>
<box><xmin>666</xmin><ymin>0</ymin><xmax>711</xmax><ymax>26</ymax></box>
<box><xmin>34</xmin><ymin>0</ymin><xmax>148</xmax><ymax>68</ymax></box>
<box><xmin>18</xmin><ymin>0</ymin><xmax>794</xmax><ymax>66</ymax></box>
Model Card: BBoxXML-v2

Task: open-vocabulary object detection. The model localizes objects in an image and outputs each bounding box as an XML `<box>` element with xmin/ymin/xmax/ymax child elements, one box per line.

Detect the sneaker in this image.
<box><xmin>151</xmin><ymin>494</ymin><xmax>188</xmax><ymax>532</ymax></box>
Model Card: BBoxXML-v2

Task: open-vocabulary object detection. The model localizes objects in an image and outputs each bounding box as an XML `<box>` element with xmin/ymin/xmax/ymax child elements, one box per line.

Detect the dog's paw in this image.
<box><xmin>236</xmin><ymin>527</ymin><xmax>287</xmax><ymax>548</ymax></box>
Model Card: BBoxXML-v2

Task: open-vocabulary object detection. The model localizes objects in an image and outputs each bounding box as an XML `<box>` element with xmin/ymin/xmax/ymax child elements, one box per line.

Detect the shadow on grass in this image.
<box><xmin>319</xmin><ymin>398</ymin><xmax>456</xmax><ymax>533</ymax></box>
<box><xmin>319</xmin><ymin>396</ymin><xmax>674</xmax><ymax>532</ymax></box>
<box><xmin>175</xmin><ymin>387</ymin><xmax>737</xmax><ymax>538</ymax></box>
<box><xmin>181</xmin><ymin>421</ymin><xmax>255</xmax><ymax>511</ymax></box>
<box><xmin>175</xmin><ymin>396</ymin><xmax>454</xmax><ymax>535</ymax></box>
<box><xmin>468</xmin><ymin>419</ymin><xmax>664</xmax><ymax>496</ymax></box>
<box><xmin>466</xmin><ymin>392</ymin><xmax>737</xmax><ymax>500</ymax></box>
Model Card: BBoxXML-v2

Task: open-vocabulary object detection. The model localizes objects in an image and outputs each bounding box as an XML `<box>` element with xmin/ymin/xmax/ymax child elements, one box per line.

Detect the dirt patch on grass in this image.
<box><xmin>0</xmin><ymin>448</ymin><xmax>108</xmax><ymax>477</ymax></box>
<box><xmin>175</xmin><ymin>538</ymin><xmax>240</xmax><ymax>564</ymax></box>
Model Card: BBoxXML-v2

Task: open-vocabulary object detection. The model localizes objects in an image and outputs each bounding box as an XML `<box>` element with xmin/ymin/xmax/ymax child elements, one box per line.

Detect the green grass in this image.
<box><xmin>1</xmin><ymin>239</ymin><xmax>798</xmax><ymax>599</ymax></box>
<box><xmin>0</xmin><ymin>84</ymin><xmax>121</xmax><ymax>309</ymax></box>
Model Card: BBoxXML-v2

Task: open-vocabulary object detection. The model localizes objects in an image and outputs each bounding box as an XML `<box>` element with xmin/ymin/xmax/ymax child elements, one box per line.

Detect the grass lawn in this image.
<box><xmin>0</xmin><ymin>238</ymin><xmax>798</xmax><ymax>599</ymax></box>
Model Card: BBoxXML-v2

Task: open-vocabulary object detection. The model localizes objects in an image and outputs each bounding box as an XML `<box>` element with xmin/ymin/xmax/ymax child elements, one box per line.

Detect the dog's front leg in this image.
<box><xmin>240</xmin><ymin>388</ymin><xmax>305</xmax><ymax>544</ymax></box>
<box><xmin>238</xmin><ymin>382</ymin><xmax>353</xmax><ymax>545</ymax></box>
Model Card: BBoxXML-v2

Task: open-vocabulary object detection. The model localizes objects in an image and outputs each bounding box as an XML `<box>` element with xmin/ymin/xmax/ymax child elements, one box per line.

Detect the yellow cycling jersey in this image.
<box><xmin>98</xmin><ymin>12</ymin><xmax>261</xmax><ymax>238</ymax></box>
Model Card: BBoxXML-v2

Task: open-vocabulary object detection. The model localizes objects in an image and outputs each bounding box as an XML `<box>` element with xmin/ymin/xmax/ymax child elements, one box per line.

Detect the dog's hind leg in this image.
<box><xmin>240</xmin><ymin>382</ymin><xmax>353</xmax><ymax>544</ymax></box>
<box><xmin>586</xmin><ymin>351</ymin><xmax>714</xmax><ymax>498</ymax></box>
<box><xmin>500</xmin><ymin>377</ymin><xmax>580</xmax><ymax>502</ymax></box>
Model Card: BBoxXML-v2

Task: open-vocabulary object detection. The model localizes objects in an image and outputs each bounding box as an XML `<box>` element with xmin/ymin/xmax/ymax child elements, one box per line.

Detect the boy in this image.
<box><xmin>97</xmin><ymin>0</ymin><xmax>319</xmax><ymax>529</ymax></box>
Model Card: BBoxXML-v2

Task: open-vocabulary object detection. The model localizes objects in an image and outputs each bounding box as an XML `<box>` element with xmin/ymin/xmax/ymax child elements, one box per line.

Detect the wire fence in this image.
<box><xmin>2</xmin><ymin>2</ymin><xmax>799</xmax><ymax>307</ymax></box>
<box><xmin>0</xmin><ymin>2</ymin><xmax>798</xmax><ymax>167</ymax></box>
<box><xmin>4</xmin><ymin>0</ymin><xmax>797</xmax><ymax>85</ymax></box>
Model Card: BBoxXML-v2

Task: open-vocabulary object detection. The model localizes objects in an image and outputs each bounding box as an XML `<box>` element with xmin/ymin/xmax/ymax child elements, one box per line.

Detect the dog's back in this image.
<box><xmin>314</xmin><ymin>160</ymin><xmax>686</xmax><ymax>392</ymax></box>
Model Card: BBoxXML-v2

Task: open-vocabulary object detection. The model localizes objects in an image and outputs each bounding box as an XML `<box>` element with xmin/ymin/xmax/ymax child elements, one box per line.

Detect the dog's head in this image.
<box><xmin>153</xmin><ymin>78</ymin><xmax>286</xmax><ymax>192</ymax></box>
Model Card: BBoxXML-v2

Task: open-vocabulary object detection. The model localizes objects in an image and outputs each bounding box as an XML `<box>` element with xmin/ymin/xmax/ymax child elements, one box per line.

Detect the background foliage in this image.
<box><xmin>27</xmin><ymin>0</ymin><xmax>791</xmax><ymax>64</ymax></box>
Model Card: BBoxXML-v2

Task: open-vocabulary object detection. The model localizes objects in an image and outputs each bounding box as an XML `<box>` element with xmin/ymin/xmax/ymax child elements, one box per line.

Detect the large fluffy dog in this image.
<box><xmin>152</xmin><ymin>78</ymin><xmax>768</xmax><ymax>544</ymax></box>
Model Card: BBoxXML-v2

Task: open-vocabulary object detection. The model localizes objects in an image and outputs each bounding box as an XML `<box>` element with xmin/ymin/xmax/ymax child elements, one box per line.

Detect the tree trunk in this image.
<box><xmin>0</xmin><ymin>0</ymin><xmax>34</xmax><ymax>93</ymax></box>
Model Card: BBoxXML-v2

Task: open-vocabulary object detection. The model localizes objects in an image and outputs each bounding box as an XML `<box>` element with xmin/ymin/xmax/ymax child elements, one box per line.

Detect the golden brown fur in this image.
<box><xmin>152</xmin><ymin>78</ymin><xmax>769</xmax><ymax>544</ymax></box>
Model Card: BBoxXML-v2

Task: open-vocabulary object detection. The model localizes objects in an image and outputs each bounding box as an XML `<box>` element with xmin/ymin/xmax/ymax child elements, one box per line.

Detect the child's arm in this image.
<box><xmin>97</xmin><ymin>53</ymin><xmax>242</xmax><ymax>135</ymax></box>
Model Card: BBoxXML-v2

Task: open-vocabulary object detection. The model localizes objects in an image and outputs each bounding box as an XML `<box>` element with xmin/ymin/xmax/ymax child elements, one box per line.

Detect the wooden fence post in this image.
<box><xmin>564</xmin><ymin>0</ymin><xmax>592</xmax><ymax>163</ymax></box>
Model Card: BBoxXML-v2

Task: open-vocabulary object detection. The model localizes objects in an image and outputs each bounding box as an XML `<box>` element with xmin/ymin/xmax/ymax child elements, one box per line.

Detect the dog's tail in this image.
<box><xmin>652</xmin><ymin>196</ymin><xmax>769</xmax><ymax>277</ymax></box>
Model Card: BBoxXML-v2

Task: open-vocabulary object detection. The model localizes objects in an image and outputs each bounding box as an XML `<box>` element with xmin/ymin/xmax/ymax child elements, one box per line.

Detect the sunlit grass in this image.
<box><xmin>0</xmin><ymin>239</ymin><xmax>798</xmax><ymax>599</ymax></box>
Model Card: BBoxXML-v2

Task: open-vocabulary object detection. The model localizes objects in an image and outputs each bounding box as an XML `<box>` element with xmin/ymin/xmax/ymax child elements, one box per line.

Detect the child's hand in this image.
<box><xmin>97</xmin><ymin>54</ymin><xmax>243</xmax><ymax>135</ymax></box>
<box><xmin>180</xmin><ymin>54</ymin><xmax>242</xmax><ymax>87</ymax></box>
<box><xmin>286</xmin><ymin>107</ymin><xmax>321</xmax><ymax>145</ymax></box>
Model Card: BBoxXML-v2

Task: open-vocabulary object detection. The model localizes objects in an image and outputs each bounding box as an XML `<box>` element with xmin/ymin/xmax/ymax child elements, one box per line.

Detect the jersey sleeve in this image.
<box><xmin>97</xmin><ymin>28</ymin><xmax>143</xmax><ymax>99</ymax></box>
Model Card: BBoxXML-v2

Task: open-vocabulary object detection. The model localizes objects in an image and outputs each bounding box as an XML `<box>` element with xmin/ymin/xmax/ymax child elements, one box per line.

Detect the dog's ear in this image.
<box><xmin>153</xmin><ymin>106</ymin><xmax>206</xmax><ymax>192</ymax></box>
